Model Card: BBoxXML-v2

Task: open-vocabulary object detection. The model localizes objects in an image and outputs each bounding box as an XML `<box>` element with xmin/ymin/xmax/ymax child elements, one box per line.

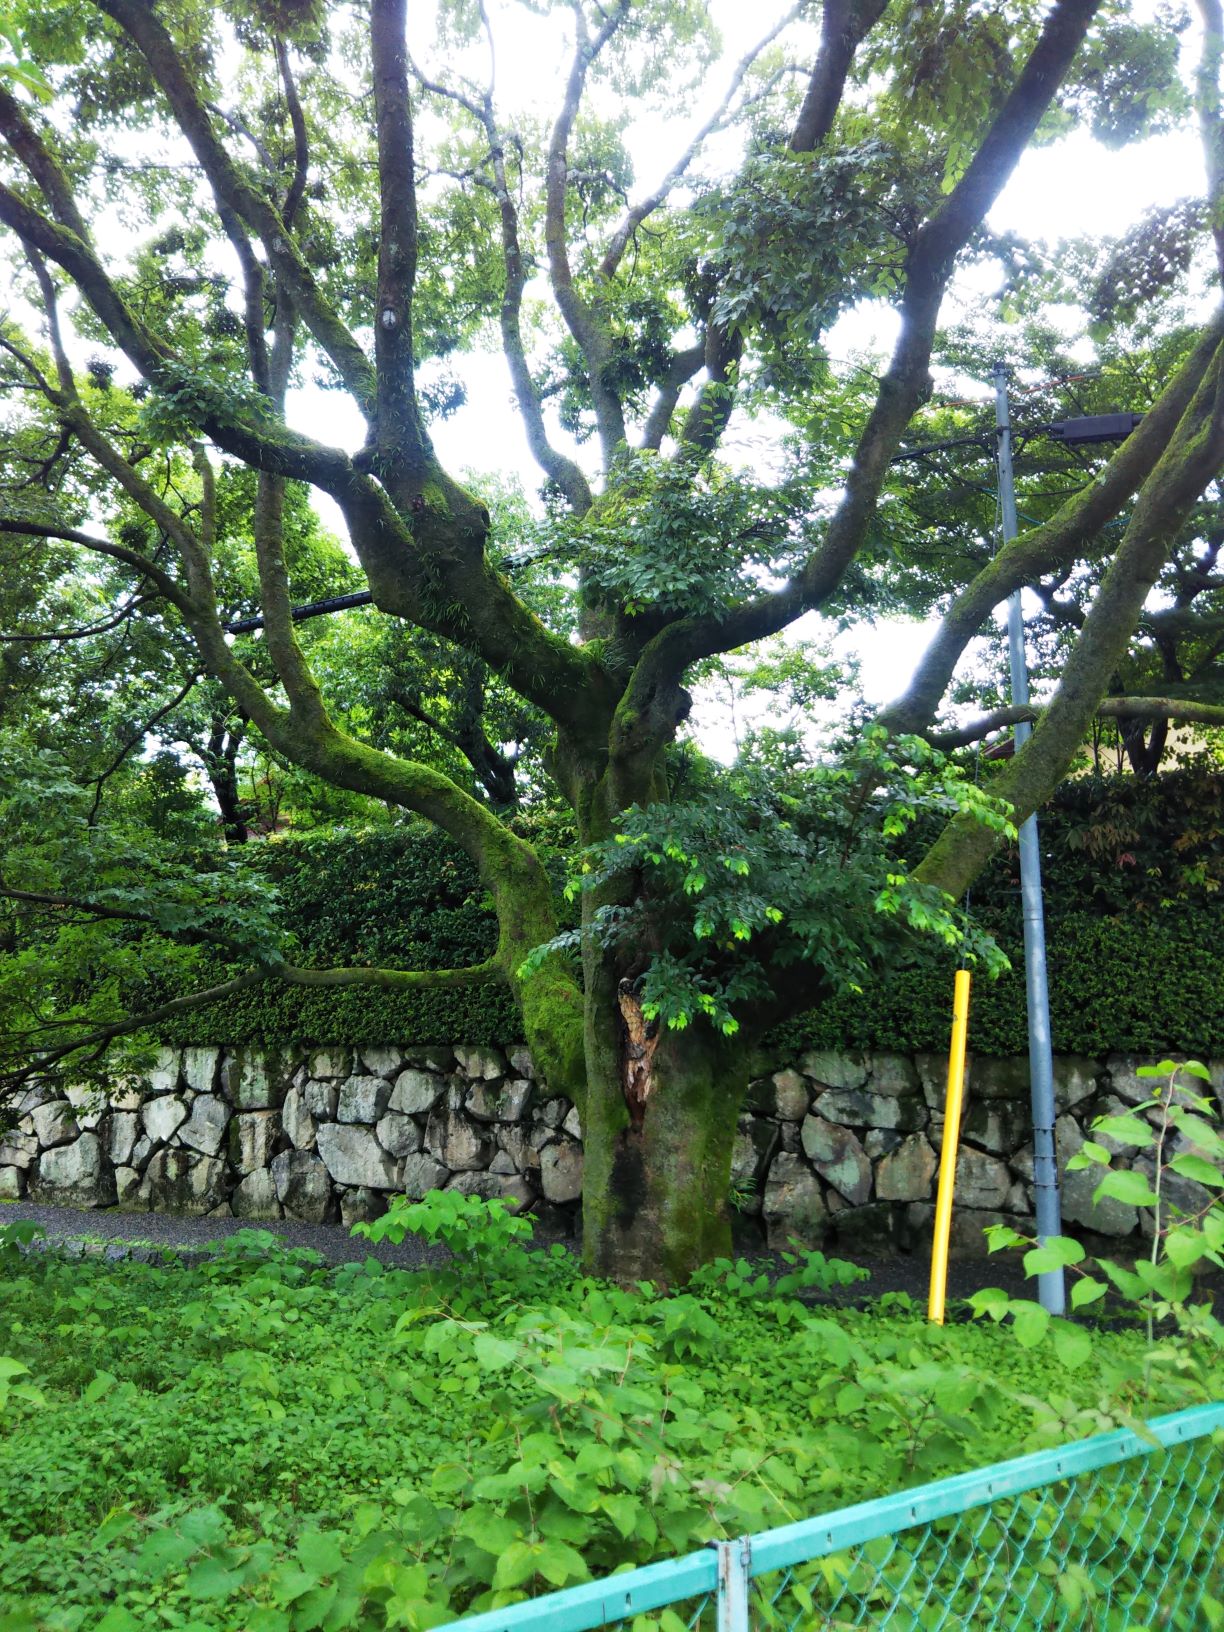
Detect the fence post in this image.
<box><xmin>713</xmin><ymin>1537</ymin><xmax>751</xmax><ymax>1632</ymax></box>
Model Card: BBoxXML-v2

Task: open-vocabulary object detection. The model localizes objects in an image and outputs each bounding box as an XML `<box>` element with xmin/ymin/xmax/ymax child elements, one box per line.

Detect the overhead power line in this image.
<box><xmin>224</xmin><ymin>590</ymin><xmax>373</xmax><ymax>635</ymax></box>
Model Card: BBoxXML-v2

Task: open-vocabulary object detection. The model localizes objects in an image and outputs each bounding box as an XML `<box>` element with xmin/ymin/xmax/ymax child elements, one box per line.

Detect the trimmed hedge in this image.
<box><xmin>764</xmin><ymin>906</ymin><xmax>1224</xmax><ymax>1060</ymax></box>
<box><xmin>157</xmin><ymin>829</ymin><xmax>521</xmax><ymax>1046</ymax></box>
<box><xmin>156</xmin><ymin>770</ymin><xmax>1224</xmax><ymax>1058</ymax></box>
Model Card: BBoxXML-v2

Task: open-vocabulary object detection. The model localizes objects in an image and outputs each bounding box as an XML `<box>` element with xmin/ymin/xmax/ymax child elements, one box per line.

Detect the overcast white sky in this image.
<box><xmin>29</xmin><ymin>0</ymin><xmax>1192</xmax><ymax>752</ymax></box>
<box><xmin>284</xmin><ymin>1</ymin><xmax>1208</xmax><ymax>746</ymax></box>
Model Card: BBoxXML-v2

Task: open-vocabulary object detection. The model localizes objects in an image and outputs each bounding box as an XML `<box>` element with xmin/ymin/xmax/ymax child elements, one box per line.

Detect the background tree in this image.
<box><xmin>2</xmin><ymin>0</ymin><xmax>1223</xmax><ymax>1282</ymax></box>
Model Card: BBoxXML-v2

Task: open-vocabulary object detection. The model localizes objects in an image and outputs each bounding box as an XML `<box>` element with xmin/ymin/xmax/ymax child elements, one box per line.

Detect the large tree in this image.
<box><xmin>2</xmin><ymin>0</ymin><xmax>1224</xmax><ymax>1282</ymax></box>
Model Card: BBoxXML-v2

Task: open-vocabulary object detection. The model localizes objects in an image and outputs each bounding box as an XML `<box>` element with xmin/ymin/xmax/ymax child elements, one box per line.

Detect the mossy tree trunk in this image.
<box><xmin>578</xmin><ymin>939</ymin><xmax>747</xmax><ymax>1285</ymax></box>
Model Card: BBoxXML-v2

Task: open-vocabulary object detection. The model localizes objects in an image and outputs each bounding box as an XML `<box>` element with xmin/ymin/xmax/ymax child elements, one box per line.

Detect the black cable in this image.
<box><xmin>223</xmin><ymin>589</ymin><xmax>373</xmax><ymax>635</ymax></box>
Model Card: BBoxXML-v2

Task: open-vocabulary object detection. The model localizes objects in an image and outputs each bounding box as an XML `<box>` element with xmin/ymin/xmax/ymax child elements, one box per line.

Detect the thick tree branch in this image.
<box><xmin>389</xmin><ymin>684</ymin><xmax>518</xmax><ymax>806</ymax></box>
<box><xmin>0</xmin><ymin>520</ymin><xmax>190</xmax><ymax>614</ymax></box>
<box><xmin>678</xmin><ymin>326</ymin><xmax>743</xmax><ymax>455</ymax></box>
<box><xmin>918</xmin><ymin>337</ymin><xmax>1224</xmax><ymax>898</ymax></box>
<box><xmin>1197</xmin><ymin>0</ymin><xmax>1224</xmax><ymax>282</ymax></box>
<box><xmin>0</xmin><ymin>85</ymin><xmax>92</xmax><ymax>240</ymax></box>
<box><xmin>788</xmin><ymin>0</ymin><xmax>890</xmax><ymax>153</ymax></box>
<box><xmin>275</xmin><ymin>41</ymin><xmax>310</xmax><ymax>229</ymax></box>
<box><xmin>0</xmin><ymin>595</ymin><xmax>155</xmax><ymax>643</ymax></box>
<box><xmin>641</xmin><ymin>343</ymin><xmax>705</xmax><ymax>451</ymax></box>
<box><xmin>616</xmin><ymin>0</ymin><xmax>1104</xmax><ymax>708</ymax></box>
<box><xmin>878</xmin><ymin>311</ymin><xmax>1224</xmax><ymax>737</ymax></box>
<box><xmin>599</xmin><ymin>4</ymin><xmax>806</xmax><ymax>282</ymax></box>
<box><xmin>369</xmin><ymin>0</ymin><xmax>429</xmax><ymax>469</ymax></box>
<box><xmin>544</xmin><ymin>1</ymin><xmax>632</xmax><ymax>463</ymax></box>
<box><xmin>416</xmin><ymin>54</ymin><xmax>594</xmax><ymax>511</ymax></box>
<box><xmin>1</xmin><ymin>971</ymin><xmax>271</xmax><ymax>1091</ymax></box>
<box><xmin>252</xmin><ymin>470</ymin><xmax>329</xmax><ymax>726</ymax></box>
<box><xmin>0</xmin><ymin>39</ymin><xmax>618</xmax><ymax>741</ymax></box>
<box><xmin>94</xmin><ymin>0</ymin><xmax>378</xmax><ymax>414</ymax></box>
<box><xmin>1</xmin><ymin>957</ymin><xmax>502</xmax><ymax>1095</ymax></box>
<box><xmin>7</xmin><ymin>216</ymin><xmax>604</xmax><ymax>738</ymax></box>
<box><xmin>280</xmin><ymin>960</ymin><xmax>501</xmax><ymax>991</ymax></box>
<box><xmin>0</xmin><ymin>180</ymin><xmax>357</xmax><ymax>486</ymax></box>
<box><xmin>928</xmin><ymin>696</ymin><xmax>1224</xmax><ymax>751</ymax></box>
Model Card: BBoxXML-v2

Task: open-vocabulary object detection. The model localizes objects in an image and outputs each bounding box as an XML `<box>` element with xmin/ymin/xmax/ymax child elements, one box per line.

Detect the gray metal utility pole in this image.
<box><xmin>992</xmin><ymin>362</ymin><xmax>1066</xmax><ymax>1316</ymax></box>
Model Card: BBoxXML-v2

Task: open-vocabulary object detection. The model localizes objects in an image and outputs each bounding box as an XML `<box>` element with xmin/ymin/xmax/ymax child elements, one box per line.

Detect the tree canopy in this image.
<box><xmin>2</xmin><ymin>0</ymin><xmax>1223</xmax><ymax>1280</ymax></box>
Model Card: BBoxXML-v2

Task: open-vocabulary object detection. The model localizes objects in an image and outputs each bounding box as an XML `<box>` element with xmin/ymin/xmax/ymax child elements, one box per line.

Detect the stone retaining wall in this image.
<box><xmin>2</xmin><ymin>1045</ymin><xmax>1218</xmax><ymax>1255</ymax></box>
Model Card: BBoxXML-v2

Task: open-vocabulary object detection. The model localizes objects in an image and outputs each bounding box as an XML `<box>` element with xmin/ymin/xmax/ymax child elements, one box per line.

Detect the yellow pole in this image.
<box><xmin>929</xmin><ymin>967</ymin><xmax>972</xmax><ymax>1325</ymax></box>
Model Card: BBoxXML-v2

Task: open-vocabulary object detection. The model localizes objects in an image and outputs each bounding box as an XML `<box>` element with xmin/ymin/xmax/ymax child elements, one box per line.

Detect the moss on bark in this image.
<box><xmin>580</xmin><ymin>963</ymin><xmax>746</xmax><ymax>1286</ymax></box>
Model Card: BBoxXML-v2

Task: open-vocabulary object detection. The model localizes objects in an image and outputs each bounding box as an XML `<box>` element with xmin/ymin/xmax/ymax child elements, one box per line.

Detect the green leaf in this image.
<box><xmin>1052</xmin><ymin>1322</ymin><xmax>1091</xmax><ymax>1369</ymax></box>
<box><xmin>534</xmin><ymin>1538</ymin><xmax>590</xmax><ymax>1588</ymax></box>
<box><xmin>1023</xmin><ymin>1237</ymin><xmax>1086</xmax><ymax>1276</ymax></box>
<box><xmin>94</xmin><ymin>1612</ymin><xmax>143</xmax><ymax>1632</ymax></box>
<box><xmin>472</xmin><ymin>1333</ymin><xmax>519</xmax><ymax>1370</ymax></box>
<box><xmin>1009</xmin><ymin>1302</ymin><xmax>1050</xmax><ymax>1348</ymax></box>
<box><xmin>1093</xmin><ymin>1170</ymin><xmax>1159</xmax><ymax>1208</ymax></box>
<box><xmin>185</xmin><ymin>1555</ymin><xmax>245</xmax><ymax>1600</ymax></box>
<box><xmin>1091</xmin><ymin>1115</ymin><xmax>1154</xmax><ymax>1148</ymax></box>
<box><xmin>132</xmin><ymin>1526</ymin><xmax>201</xmax><ymax>1577</ymax></box>
<box><xmin>601</xmin><ymin>1494</ymin><xmax>640</xmax><ymax>1539</ymax></box>
<box><xmin>1164</xmin><ymin>1228</ymin><xmax>1208</xmax><ymax>1268</ymax></box>
<box><xmin>1167</xmin><ymin>1153</ymin><xmax>1224</xmax><ymax>1189</ymax></box>
<box><xmin>1069</xmin><ymin>1277</ymin><xmax>1107</xmax><ymax>1309</ymax></box>
<box><xmin>83</xmin><ymin>1370</ymin><xmax>117</xmax><ymax>1405</ymax></box>
<box><xmin>492</xmin><ymin>1542</ymin><xmax>539</xmax><ymax>1591</ymax></box>
<box><xmin>1179</xmin><ymin>1060</ymin><xmax>1213</xmax><ymax>1082</ymax></box>
<box><xmin>295</xmin><ymin>1529</ymin><xmax>345</xmax><ymax>1578</ymax></box>
<box><xmin>967</xmin><ymin>1287</ymin><xmax>1010</xmax><ymax>1320</ymax></box>
<box><xmin>983</xmin><ymin>1225</ymin><xmax>1027</xmax><ymax>1254</ymax></box>
<box><xmin>1067</xmin><ymin>1140</ymin><xmax>1112</xmax><ymax>1169</ymax></box>
<box><xmin>458</xmin><ymin>1512</ymin><xmax>522</xmax><ymax>1555</ymax></box>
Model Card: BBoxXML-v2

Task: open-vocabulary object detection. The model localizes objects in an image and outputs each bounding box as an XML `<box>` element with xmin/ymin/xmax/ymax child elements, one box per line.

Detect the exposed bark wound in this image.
<box><xmin>618</xmin><ymin>980</ymin><xmax>658</xmax><ymax>1128</ymax></box>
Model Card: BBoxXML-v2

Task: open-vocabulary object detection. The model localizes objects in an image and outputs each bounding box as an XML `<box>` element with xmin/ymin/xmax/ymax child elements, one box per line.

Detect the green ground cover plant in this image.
<box><xmin>1</xmin><ymin>1195</ymin><xmax>1220</xmax><ymax>1632</ymax></box>
<box><xmin>974</xmin><ymin>1059</ymin><xmax>1224</xmax><ymax>1380</ymax></box>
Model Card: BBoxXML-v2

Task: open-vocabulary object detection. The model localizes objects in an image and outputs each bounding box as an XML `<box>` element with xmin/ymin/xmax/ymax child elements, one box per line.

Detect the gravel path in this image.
<box><xmin>2</xmin><ymin>1200</ymin><xmax>453</xmax><ymax>1270</ymax></box>
<box><xmin>1</xmin><ymin>1200</ymin><xmax>1056</xmax><ymax>1303</ymax></box>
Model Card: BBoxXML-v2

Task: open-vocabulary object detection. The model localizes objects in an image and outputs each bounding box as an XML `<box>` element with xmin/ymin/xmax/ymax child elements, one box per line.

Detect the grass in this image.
<box><xmin>0</xmin><ymin>1225</ymin><xmax>1216</xmax><ymax>1631</ymax></box>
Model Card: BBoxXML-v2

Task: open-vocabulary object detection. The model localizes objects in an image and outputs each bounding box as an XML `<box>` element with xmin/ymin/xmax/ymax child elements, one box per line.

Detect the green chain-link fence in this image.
<box><xmin>443</xmin><ymin>1402</ymin><xmax>1224</xmax><ymax>1632</ymax></box>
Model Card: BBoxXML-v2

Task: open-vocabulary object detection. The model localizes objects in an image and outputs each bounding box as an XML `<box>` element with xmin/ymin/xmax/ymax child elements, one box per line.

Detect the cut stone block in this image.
<box><xmin>282</xmin><ymin>1085</ymin><xmax>316</xmax><ymax>1151</ymax></box>
<box><xmin>229</xmin><ymin>1111</ymin><xmax>281</xmax><ymax>1175</ymax></box>
<box><xmin>375</xmin><ymin>1111</ymin><xmax>422</xmax><ymax>1158</ymax></box>
<box><xmin>799</xmin><ymin>1050</ymin><xmax>868</xmax><ymax>1091</ymax></box>
<box><xmin>137</xmin><ymin>1148</ymin><xmax>225</xmax><ymax>1214</ymax></box>
<box><xmin>141</xmin><ymin>1096</ymin><xmax>188</xmax><ymax>1146</ymax></box>
<box><xmin>231</xmin><ymin>1169</ymin><xmax>281</xmax><ymax>1220</ymax></box>
<box><xmin>466</xmin><ymin>1078</ymin><xmax>533</xmax><ymax>1123</ymax></box>
<box><xmin>31</xmin><ymin>1101</ymin><xmax>79</xmax><ymax>1149</ymax></box>
<box><xmin>338</xmin><ymin>1075</ymin><xmax>392</xmax><ymax>1124</ymax></box>
<box><xmin>316</xmin><ymin>1123</ymin><xmax>398</xmax><ymax>1189</ymax></box>
<box><xmin>182</xmin><ymin>1047</ymin><xmax>221</xmax><ymax>1095</ymax></box>
<box><xmin>875</xmin><ymin>1133</ymin><xmax>937</xmax><ymax>1202</ymax></box>
<box><xmin>358</xmin><ymin>1046</ymin><xmax>404</xmax><ymax>1079</ymax></box>
<box><xmin>271</xmin><ymin>1150</ymin><xmax>334</xmax><ymax>1223</ymax></box>
<box><xmin>539</xmin><ymin>1139</ymin><xmax>583</xmax><ymax>1203</ymax></box>
<box><xmin>868</xmin><ymin>1053</ymin><xmax>920</xmax><ymax>1097</ymax></box>
<box><xmin>399</xmin><ymin>1152</ymin><xmax>449</xmax><ymax>1197</ymax></box>
<box><xmin>453</xmin><ymin>1045</ymin><xmax>507</xmax><ymax>1081</ymax></box>
<box><xmin>801</xmin><ymin>1116</ymin><xmax>871</xmax><ymax>1205</ymax></box>
<box><xmin>177</xmin><ymin>1095</ymin><xmax>229</xmax><ymax>1157</ymax></box>
<box><xmin>813</xmin><ymin>1088</ymin><xmax>925</xmax><ymax>1132</ymax></box>
<box><xmin>389</xmin><ymin>1070</ymin><xmax>446</xmax><ymax>1116</ymax></box>
<box><xmin>762</xmin><ymin>1151</ymin><xmax>827</xmax><ymax>1248</ymax></box>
